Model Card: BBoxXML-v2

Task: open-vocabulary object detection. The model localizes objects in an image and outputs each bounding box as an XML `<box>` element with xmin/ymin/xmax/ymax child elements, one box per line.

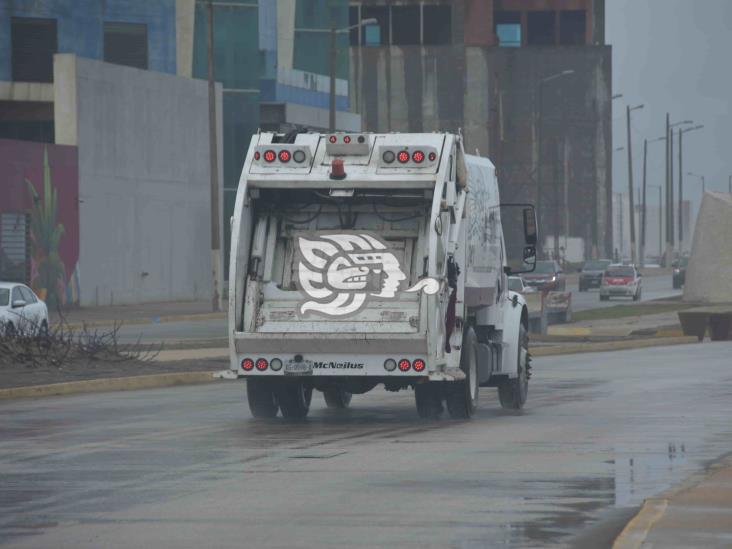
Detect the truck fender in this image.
<box><xmin>501</xmin><ymin>291</ymin><xmax>529</xmax><ymax>378</ymax></box>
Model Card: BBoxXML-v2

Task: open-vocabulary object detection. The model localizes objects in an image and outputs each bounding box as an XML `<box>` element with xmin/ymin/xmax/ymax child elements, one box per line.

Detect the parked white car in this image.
<box><xmin>0</xmin><ymin>282</ymin><xmax>49</xmax><ymax>336</ymax></box>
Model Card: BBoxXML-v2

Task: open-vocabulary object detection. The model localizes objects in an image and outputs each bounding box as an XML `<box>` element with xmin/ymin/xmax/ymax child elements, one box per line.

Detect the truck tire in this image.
<box><xmin>498</xmin><ymin>324</ymin><xmax>529</xmax><ymax>410</ymax></box>
<box><xmin>323</xmin><ymin>388</ymin><xmax>352</xmax><ymax>409</ymax></box>
<box><xmin>274</xmin><ymin>380</ymin><xmax>313</xmax><ymax>419</ymax></box>
<box><xmin>414</xmin><ymin>382</ymin><xmax>443</xmax><ymax>419</ymax></box>
<box><xmin>246</xmin><ymin>378</ymin><xmax>279</xmax><ymax>418</ymax></box>
<box><xmin>446</xmin><ymin>327</ymin><xmax>479</xmax><ymax>419</ymax></box>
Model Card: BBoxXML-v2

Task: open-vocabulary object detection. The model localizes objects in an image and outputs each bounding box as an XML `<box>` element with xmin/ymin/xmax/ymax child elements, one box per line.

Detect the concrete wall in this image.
<box><xmin>54</xmin><ymin>55</ymin><xmax>222</xmax><ymax>306</ymax></box>
<box><xmin>349</xmin><ymin>44</ymin><xmax>613</xmax><ymax>258</ymax></box>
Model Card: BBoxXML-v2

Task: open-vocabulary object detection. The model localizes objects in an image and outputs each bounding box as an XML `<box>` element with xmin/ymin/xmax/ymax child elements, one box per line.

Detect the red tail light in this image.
<box><xmin>428</xmin><ymin>152</ymin><xmax>437</xmax><ymax>161</ymax></box>
<box><xmin>256</xmin><ymin>358</ymin><xmax>268</xmax><ymax>371</ymax></box>
<box><xmin>343</xmin><ymin>135</ymin><xmax>351</xmax><ymax>144</ymax></box>
<box><xmin>242</xmin><ymin>358</ymin><xmax>254</xmax><ymax>371</ymax></box>
<box><xmin>398</xmin><ymin>359</ymin><xmax>411</xmax><ymax>372</ymax></box>
<box><xmin>278</xmin><ymin>150</ymin><xmax>291</xmax><ymax>163</ymax></box>
<box><xmin>413</xmin><ymin>359</ymin><xmax>426</xmax><ymax>372</ymax></box>
<box><xmin>329</xmin><ymin>135</ymin><xmax>337</xmax><ymax>143</ymax></box>
<box><xmin>397</xmin><ymin>151</ymin><xmax>409</xmax><ymax>163</ymax></box>
<box><xmin>254</xmin><ymin>151</ymin><xmax>261</xmax><ymax>161</ymax></box>
<box><xmin>263</xmin><ymin>150</ymin><xmax>276</xmax><ymax>163</ymax></box>
<box><xmin>412</xmin><ymin>151</ymin><xmax>425</xmax><ymax>163</ymax></box>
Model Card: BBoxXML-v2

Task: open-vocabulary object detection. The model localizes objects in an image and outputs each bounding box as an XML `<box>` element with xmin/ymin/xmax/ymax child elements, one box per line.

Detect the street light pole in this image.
<box><xmin>328</xmin><ymin>23</ymin><xmax>337</xmax><ymax>132</ymax></box>
<box><xmin>677</xmin><ymin>124</ymin><xmax>703</xmax><ymax>249</ymax></box>
<box><xmin>207</xmin><ymin>0</ymin><xmax>221</xmax><ymax>312</ymax></box>
<box><xmin>640</xmin><ymin>138</ymin><xmax>648</xmax><ymax>267</ymax></box>
<box><xmin>626</xmin><ymin>103</ymin><xmax>644</xmax><ymax>264</ymax></box>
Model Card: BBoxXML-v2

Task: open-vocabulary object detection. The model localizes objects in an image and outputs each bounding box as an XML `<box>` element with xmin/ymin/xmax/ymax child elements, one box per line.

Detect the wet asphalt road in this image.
<box><xmin>2</xmin><ymin>343</ymin><xmax>731</xmax><ymax>548</ymax></box>
<box><xmin>568</xmin><ymin>273</ymin><xmax>681</xmax><ymax>312</ymax></box>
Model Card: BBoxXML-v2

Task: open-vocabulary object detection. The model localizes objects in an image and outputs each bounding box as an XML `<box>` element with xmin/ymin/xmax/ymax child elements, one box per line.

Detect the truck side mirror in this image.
<box><xmin>499</xmin><ymin>203</ymin><xmax>539</xmax><ymax>275</ymax></box>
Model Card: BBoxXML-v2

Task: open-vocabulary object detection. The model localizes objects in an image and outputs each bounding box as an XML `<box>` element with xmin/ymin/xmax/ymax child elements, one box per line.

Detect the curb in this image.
<box><xmin>55</xmin><ymin>312</ymin><xmax>225</xmax><ymax>331</ymax></box>
<box><xmin>530</xmin><ymin>336</ymin><xmax>698</xmax><ymax>357</ymax></box>
<box><xmin>0</xmin><ymin>371</ymin><xmax>217</xmax><ymax>401</ymax></box>
<box><xmin>613</xmin><ymin>455</ymin><xmax>732</xmax><ymax>549</ymax></box>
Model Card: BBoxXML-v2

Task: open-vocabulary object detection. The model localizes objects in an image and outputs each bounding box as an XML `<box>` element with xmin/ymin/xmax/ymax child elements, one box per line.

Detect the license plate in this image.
<box><xmin>284</xmin><ymin>360</ymin><xmax>313</xmax><ymax>375</ymax></box>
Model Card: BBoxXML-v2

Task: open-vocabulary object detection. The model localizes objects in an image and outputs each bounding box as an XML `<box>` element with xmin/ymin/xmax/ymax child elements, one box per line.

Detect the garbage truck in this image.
<box><xmin>228</xmin><ymin>131</ymin><xmax>538</xmax><ymax>419</ymax></box>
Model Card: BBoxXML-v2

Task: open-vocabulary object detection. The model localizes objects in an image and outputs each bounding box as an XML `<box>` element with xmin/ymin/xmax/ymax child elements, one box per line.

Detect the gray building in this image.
<box><xmin>348</xmin><ymin>0</ymin><xmax>612</xmax><ymax>259</ymax></box>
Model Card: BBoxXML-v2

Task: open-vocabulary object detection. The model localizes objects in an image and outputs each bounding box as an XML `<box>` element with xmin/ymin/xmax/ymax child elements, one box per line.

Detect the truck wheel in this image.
<box><xmin>414</xmin><ymin>382</ymin><xmax>443</xmax><ymax>419</ymax></box>
<box><xmin>275</xmin><ymin>380</ymin><xmax>313</xmax><ymax>419</ymax></box>
<box><xmin>246</xmin><ymin>378</ymin><xmax>279</xmax><ymax>418</ymax></box>
<box><xmin>498</xmin><ymin>324</ymin><xmax>529</xmax><ymax>410</ymax></box>
<box><xmin>323</xmin><ymin>388</ymin><xmax>352</xmax><ymax>409</ymax></box>
<box><xmin>446</xmin><ymin>327</ymin><xmax>479</xmax><ymax>419</ymax></box>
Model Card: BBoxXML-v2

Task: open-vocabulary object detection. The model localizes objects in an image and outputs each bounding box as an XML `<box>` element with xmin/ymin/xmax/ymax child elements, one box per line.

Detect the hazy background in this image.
<box><xmin>607</xmin><ymin>0</ymin><xmax>732</xmax><ymax>215</ymax></box>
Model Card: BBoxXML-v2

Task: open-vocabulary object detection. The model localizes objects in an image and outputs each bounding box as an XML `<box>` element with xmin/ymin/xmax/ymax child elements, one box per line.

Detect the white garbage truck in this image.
<box><xmin>228</xmin><ymin>131</ymin><xmax>538</xmax><ymax>419</ymax></box>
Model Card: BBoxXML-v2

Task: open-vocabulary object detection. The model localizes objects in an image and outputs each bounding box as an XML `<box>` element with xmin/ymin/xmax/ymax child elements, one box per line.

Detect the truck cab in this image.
<box><xmin>228</xmin><ymin>131</ymin><xmax>537</xmax><ymax>419</ymax></box>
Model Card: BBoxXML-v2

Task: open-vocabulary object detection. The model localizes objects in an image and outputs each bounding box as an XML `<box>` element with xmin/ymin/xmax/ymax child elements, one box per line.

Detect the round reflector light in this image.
<box><xmin>428</xmin><ymin>152</ymin><xmax>437</xmax><ymax>162</ymax></box>
<box><xmin>270</xmin><ymin>358</ymin><xmax>283</xmax><ymax>371</ymax></box>
<box><xmin>278</xmin><ymin>150</ymin><xmax>291</xmax><ymax>163</ymax></box>
<box><xmin>329</xmin><ymin>135</ymin><xmax>337</xmax><ymax>143</ymax></box>
<box><xmin>384</xmin><ymin>358</ymin><xmax>397</xmax><ymax>372</ymax></box>
<box><xmin>413</xmin><ymin>359</ymin><xmax>426</xmax><ymax>372</ymax></box>
<box><xmin>344</xmin><ymin>135</ymin><xmax>351</xmax><ymax>144</ymax></box>
<box><xmin>256</xmin><ymin>358</ymin><xmax>268</xmax><ymax>371</ymax></box>
<box><xmin>263</xmin><ymin>150</ymin><xmax>276</xmax><ymax>163</ymax></box>
<box><xmin>398</xmin><ymin>358</ymin><xmax>411</xmax><ymax>372</ymax></box>
<box><xmin>293</xmin><ymin>150</ymin><xmax>306</xmax><ymax>163</ymax></box>
<box><xmin>242</xmin><ymin>358</ymin><xmax>254</xmax><ymax>371</ymax></box>
<box><xmin>412</xmin><ymin>151</ymin><xmax>425</xmax><ymax>163</ymax></box>
<box><xmin>397</xmin><ymin>151</ymin><xmax>410</xmax><ymax>164</ymax></box>
<box><xmin>382</xmin><ymin>150</ymin><xmax>395</xmax><ymax>164</ymax></box>
<box><xmin>357</xmin><ymin>135</ymin><xmax>366</xmax><ymax>144</ymax></box>
<box><xmin>254</xmin><ymin>151</ymin><xmax>261</xmax><ymax>161</ymax></box>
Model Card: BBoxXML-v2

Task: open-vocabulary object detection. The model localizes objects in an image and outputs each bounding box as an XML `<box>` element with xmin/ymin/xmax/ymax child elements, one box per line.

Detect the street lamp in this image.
<box><xmin>677</xmin><ymin>124</ymin><xmax>703</xmax><ymax>248</ymax></box>
<box><xmin>535</xmin><ymin>69</ymin><xmax>574</xmax><ymax>260</ymax></box>
<box><xmin>297</xmin><ymin>18</ymin><xmax>377</xmax><ymax>132</ymax></box>
<box><xmin>663</xmin><ymin>116</ymin><xmax>693</xmax><ymax>265</ymax></box>
<box><xmin>626</xmin><ymin>103</ymin><xmax>644</xmax><ymax>264</ymax></box>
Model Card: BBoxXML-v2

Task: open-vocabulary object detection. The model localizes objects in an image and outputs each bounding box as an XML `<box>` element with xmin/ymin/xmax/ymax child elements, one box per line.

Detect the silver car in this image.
<box><xmin>0</xmin><ymin>282</ymin><xmax>49</xmax><ymax>336</ymax></box>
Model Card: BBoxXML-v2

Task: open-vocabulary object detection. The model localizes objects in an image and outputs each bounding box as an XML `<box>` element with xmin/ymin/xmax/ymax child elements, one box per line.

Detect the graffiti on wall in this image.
<box><xmin>0</xmin><ymin>139</ymin><xmax>79</xmax><ymax>307</ymax></box>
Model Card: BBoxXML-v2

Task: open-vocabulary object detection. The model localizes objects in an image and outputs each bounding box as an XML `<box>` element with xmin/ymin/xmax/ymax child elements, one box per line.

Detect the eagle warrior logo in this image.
<box><xmin>295</xmin><ymin>233</ymin><xmax>440</xmax><ymax>317</ymax></box>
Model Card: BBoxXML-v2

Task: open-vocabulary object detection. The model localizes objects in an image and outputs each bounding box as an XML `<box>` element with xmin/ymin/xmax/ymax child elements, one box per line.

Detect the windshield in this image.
<box><xmin>0</xmin><ymin>288</ymin><xmax>8</xmax><ymax>306</ymax></box>
<box><xmin>605</xmin><ymin>267</ymin><xmax>634</xmax><ymax>277</ymax></box>
<box><xmin>533</xmin><ymin>261</ymin><xmax>557</xmax><ymax>274</ymax></box>
<box><xmin>508</xmin><ymin>278</ymin><xmax>523</xmax><ymax>292</ymax></box>
<box><xmin>583</xmin><ymin>260</ymin><xmax>611</xmax><ymax>271</ymax></box>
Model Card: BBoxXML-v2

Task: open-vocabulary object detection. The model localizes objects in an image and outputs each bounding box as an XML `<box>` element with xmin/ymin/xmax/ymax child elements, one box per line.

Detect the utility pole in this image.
<box><xmin>729</xmin><ymin>175</ymin><xmax>731</xmax><ymax>194</ymax></box>
<box><xmin>626</xmin><ymin>104</ymin><xmax>643</xmax><ymax>264</ymax></box>
<box><xmin>640</xmin><ymin>138</ymin><xmax>648</xmax><ymax>267</ymax></box>
<box><xmin>664</xmin><ymin>113</ymin><xmax>672</xmax><ymax>266</ymax></box>
<box><xmin>328</xmin><ymin>22</ymin><xmax>337</xmax><ymax>132</ymax></box>
<box><xmin>677</xmin><ymin>124</ymin><xmax>703</xmax><ymax>250</ymax></box>
<box><xmin>207</xmin><ymin>0</ymin><xmax>221</xmax><ymax>312</ymax></box>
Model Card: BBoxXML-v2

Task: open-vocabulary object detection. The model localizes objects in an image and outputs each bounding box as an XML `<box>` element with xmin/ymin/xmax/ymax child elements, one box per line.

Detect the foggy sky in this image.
<box><xmin>606</xmin><ymin>0</ymin><xmax>732</xmax><ymax>214</ymax></box>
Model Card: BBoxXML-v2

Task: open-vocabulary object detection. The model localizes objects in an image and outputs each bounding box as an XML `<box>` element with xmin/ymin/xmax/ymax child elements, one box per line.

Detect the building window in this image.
<box><xmin>349</xmin><ymin>3</ymin><xmax>451</xmax><ymax>46</ymax></box>
<box><xmin>495</xmin><ymin>11</ymin><xmax>521</xmax><ymax>47</ymax></box>
<box><xmin>560</xmin><ymin>10</ymin><xmax>586</xmax><ymax>45</ymax></box>
<box><xmin>527</xmin><ymin>11</ymin><xmax>556</xmax><ymax>46</ymax></box>
<box><xmin>391</xmin><ymin>6</ymin><xmax>420</xmax><ymax>46</ymax></box>
<box><xmin>422</xmin><ymin>5</ymin><xmax>451</xmax><ymax>45</ymax></box>
<box><xmin>11</xmin><ymin>17</ymin><xmax>58</xmax><ymax>83</ymax></box>
<box><xmin>104</xmin><ymin>22</ymin><xmax>148</xmax><ymax>69</ymax></box>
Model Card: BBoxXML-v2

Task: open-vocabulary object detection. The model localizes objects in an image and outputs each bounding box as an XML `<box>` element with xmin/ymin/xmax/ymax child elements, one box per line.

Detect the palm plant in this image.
<box><xmin>25</xmin><ymin>148</ymin><xmax>66</xmax><ymax>310</ymax></box>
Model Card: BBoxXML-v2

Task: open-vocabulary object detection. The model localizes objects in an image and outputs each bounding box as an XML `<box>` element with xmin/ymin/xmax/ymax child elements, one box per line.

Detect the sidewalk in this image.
<box><xmin>614</xmin><ymin>456</ymin><xmax>732</xmax><ymax>548</ymax></box>
<box><xmin>51</xmin><ymin>300</ymin><xmax>225</xmax><ymax>328</ymax></box>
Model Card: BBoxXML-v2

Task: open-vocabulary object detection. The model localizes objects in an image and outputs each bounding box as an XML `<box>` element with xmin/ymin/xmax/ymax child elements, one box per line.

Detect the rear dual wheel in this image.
<box><xmin>323</xmin><ymin>387</ymin><xmax>352</xmax><ymax>409</ymax></box>
<box><xmin>246</xmin><ymin>378</ymin><xmax>313</xmax><ymax>419</ymax></box>
<box><xmin>445</xmin><ymin>327</ymin><xmax>479</xmax><ymax>419</ymax></box>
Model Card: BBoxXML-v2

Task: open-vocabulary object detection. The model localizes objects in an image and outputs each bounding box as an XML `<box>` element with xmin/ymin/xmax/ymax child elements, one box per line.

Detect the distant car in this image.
<box><xmin>0</xmin><ymin>282</ymin><xmax>49</xmax><ymax>336</ymax></box>
<box><xmin>672</xmin><ymin>257</ymin><xmax>689</xmax><ymax>289</ymax></box>
<box><xmin>521</xmin><ymin>260</ymin><xmax>566</xmax><ymax>292</ymax></box>
<box><xmin>600</xmin><ymin>264</ymin><xmax>642</xmax><ymax>301</ymax></box>
<box><xmin>578</xmin><ymin>259</ymin><xmax>612</xmax><ymax>292</ymax></box>
<box><xmin>508</xmin><ymin>276</ymin><xmax>536</xmax><ymax>295</ymax></box>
